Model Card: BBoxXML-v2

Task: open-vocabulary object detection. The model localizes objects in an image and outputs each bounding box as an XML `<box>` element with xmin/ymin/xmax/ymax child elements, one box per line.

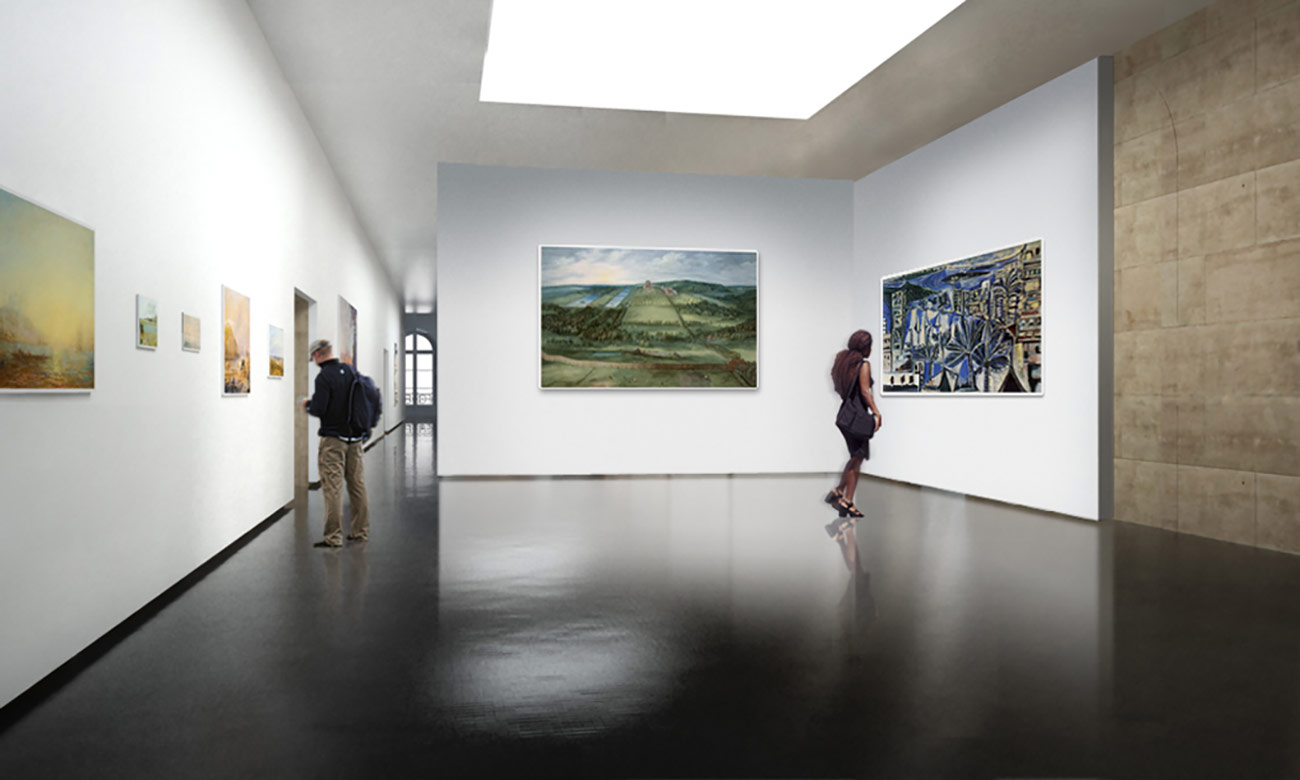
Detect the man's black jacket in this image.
<box><xmin>308</xmin><ymin>358</ymin><xmax>363</xmax><ymax>439</ymax></box>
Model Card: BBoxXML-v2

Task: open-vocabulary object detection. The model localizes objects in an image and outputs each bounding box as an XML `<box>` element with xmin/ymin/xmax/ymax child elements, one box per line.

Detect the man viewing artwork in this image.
<box><xmin>303</xmin><ymin>338</ymin><xmax>370</xmax><ymax>548</ymax></box>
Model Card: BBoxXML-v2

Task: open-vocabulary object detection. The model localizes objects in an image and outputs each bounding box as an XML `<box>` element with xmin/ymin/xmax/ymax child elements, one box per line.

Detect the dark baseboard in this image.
<box><xmin>362</xmin><ymin>419</ymin><xmax>406</xmax><ymax>452</ymax></box>
<box><xmin>0</xmin><ymin>505</ymin><xmax>292</xmax><ymax>733</ymax></box>
<box><xmin>307</xmin><ymin>480</ymin><xmax>321</xmax><ymax>491</ymax></box>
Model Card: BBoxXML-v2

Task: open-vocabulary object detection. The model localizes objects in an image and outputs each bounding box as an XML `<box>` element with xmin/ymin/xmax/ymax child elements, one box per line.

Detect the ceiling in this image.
<box><xmin>244</xmin><ymin>0</ymin><xmax>1213</xmax><ymax>310</ymax></box>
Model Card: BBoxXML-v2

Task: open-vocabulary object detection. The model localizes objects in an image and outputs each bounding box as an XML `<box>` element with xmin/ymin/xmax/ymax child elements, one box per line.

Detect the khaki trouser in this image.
<box><xmin>319</xmin><ymin>436</ymin><xmax>369</xmax><ymax>545</ymax></box>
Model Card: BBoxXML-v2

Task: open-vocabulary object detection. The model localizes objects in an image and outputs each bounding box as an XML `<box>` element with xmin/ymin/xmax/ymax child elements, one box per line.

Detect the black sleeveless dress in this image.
<box><xmin>837</xmin><ymin>361</ymin><xmax>874</xmax><ymax>459</ymax></box>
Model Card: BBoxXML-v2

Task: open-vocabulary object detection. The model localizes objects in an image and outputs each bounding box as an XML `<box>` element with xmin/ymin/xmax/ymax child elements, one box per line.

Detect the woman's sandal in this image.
<box><xmin>824</xmin><ymin>488</ymin><xmax>844</xmax><ymax>506</ymax></box>
<box><xmin>835</xmin><ymin>498</ymin><xmax>864</xmax><ymax>519</ymax></box>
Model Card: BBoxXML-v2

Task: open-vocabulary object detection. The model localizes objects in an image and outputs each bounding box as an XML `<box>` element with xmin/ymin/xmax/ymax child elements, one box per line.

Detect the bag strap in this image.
<box><xmin>344</xmin><ymin>364</ymin><xmax>360</xmax><ymax>430</ymax></box>
<box><xmin>851</xmin><ymin>360</ymin><xmax>872</xmax><ymax>411</ymax></box>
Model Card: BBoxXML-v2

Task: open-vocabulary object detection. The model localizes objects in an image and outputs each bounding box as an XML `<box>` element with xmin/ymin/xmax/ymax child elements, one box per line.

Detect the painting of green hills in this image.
<box><xmin>540</xmin><ymin>246</ymin><xmax>758</xmax><ymax>389</ymax></box>
<box><xmin>0</xmin><ymin>187</ymin><xmax>94</xmax><ymax>391</ymax></box>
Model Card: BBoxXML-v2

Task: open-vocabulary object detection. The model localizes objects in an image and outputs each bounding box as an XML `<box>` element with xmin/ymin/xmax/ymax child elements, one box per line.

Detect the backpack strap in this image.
<box><xmin>343</xmin><ymin>363</ymin><xmax>360</xmax><ymax>431</ymax></box>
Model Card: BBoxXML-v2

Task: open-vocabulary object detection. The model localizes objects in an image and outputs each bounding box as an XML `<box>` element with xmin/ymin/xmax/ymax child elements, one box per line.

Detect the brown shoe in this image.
<box><xmin>346</xmin><ymin>534</ymin><xmax>368</xmax><ymax>542</ymax></box>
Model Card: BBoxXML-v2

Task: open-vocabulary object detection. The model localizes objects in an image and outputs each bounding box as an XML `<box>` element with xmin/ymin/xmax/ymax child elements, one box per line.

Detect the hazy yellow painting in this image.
<box><xmin>0</xmin><ymin>187</ymin><xmax>94</xmax><ymax>391</ymax></box>
<box><xmin>181</xmin><ymin>313</ymin><xmax>200</xmax><ymax>352</ymax></box>
<box><xmin>223</xmin><ymin>285</ymin><xmax>250</xmax><ymax>395</ymax></box>
<box><xmin>268</xmin><ymin>325</ymin><xmax>284</xmax><ymax>378</ymax></box>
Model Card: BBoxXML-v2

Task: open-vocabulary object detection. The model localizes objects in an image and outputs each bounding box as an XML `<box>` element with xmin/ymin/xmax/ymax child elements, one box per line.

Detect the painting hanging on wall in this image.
<box><xmin>540</xmin><ymin>245</ymin><xmax>759</xmax><ymax>389</ymax></box>
<box><xmin>0</xmin><ymin>187</ymin><xmax>94</xmax><ymax>392</ymax></box>
<box><xmin>881</xmin><ymin>240</ymin><xmax>1042</xmax><ymax>395</ymax></box>
<box><xmin>223</xmin><ymin>285</ymin><xmax>250</xmax><ymax>395</ymax></box>
<box><xmin>338</xmin><ymin>296</ymin><xmax>357</xmax><ymax>368</ymax></box>
<box><xmin>136</xmin><ymin>295</ymin><xmax>158</xmax><ymax>349</ymax></box>
<box><xmin>268</xmin><ymin>325</ymin><xmax>284</xmax><ymax>378</ymax></box>
<box><xmin>181</xmin><ymin>313</ymin><xmax>201</xmax><ymax>352</ymax></box>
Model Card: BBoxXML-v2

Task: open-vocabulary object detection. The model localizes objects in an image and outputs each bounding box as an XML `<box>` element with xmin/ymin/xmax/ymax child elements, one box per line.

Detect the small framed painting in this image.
<box><xmin>269</xmin><ymin>325</ymin><xmax>284</xmax><ymax>378</ymax></box>
<box><xmin>136</xmin><ymin>295</ymin><xmax>158</xmax><ymax>350</ymax></box>
<box><xmin>181</xmin><ymin>313</ymin><xmax>201</xmax><ymax>352</ymax></box>
<box><xmin>338</xmin><ymin>296</ymin><xmax>357</xmax><ymax>367</ymax></box>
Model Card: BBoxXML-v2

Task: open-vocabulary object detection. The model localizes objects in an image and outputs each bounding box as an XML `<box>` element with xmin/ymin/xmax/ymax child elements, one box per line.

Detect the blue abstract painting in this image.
<box><xmin>881</xmin><ymin>241</ymin><xmax>1042</xmax><ymax>394</ymax></box>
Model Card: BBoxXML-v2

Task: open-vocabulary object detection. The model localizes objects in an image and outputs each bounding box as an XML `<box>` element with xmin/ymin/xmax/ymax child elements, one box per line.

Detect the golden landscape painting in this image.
<box><xmin>268</xmin><ymin>325</ymin><xmax>284</xmax><ymax>378</ymax></box>
<box><xmin>0</xmin><ymin>187</ymin><xmax>95</xmax><ymax>391</ymax></box>
<box><xmin>223</xmin><ymin>285</ymin><xmax>250</xmax><ymax>395</ymax></box>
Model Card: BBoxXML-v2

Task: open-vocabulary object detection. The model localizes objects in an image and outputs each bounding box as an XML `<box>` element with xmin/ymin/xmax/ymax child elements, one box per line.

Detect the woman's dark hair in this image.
<box><xmin>831</xmin><ymin>330</ymin><xmax>872</xmax><ymax>399</ymax></box>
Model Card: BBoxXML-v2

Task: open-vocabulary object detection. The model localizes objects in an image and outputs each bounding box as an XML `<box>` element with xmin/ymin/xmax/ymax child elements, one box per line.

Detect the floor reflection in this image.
<box><xmin>833</xmin><ymin>525</ymin><xmax>878</xmax><ymax>651</ymax></box>
<box><xmin>436</xmin><ymin>474</ymin><xmax>1103</xmax><ymax>776</ymax></box>
<box><xmin>3</xmin><ymin>425</ymin><xmax>1300</xmax><ymax>779</ymax></box>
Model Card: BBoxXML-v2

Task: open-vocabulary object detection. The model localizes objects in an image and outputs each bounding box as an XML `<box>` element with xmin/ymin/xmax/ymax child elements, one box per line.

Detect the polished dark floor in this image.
<box><xmin>2</xmin><ymin>425</ymin><xmax>1300</xmax><ymax>779</ymax></box>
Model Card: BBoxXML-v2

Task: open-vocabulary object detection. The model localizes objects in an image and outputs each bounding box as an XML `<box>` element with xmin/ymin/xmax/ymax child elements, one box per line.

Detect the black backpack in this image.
<box><xmin>346</xmin><ymin>367</ymin><xmax>383</xmax><ymax>439</ymax></box>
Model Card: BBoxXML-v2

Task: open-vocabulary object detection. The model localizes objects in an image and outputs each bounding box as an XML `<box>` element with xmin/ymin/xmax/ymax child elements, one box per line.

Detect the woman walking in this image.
<box><xmin>827</xmin><ymin>330</ymin><xmax>883</xmax><ymax>521</ymax></box>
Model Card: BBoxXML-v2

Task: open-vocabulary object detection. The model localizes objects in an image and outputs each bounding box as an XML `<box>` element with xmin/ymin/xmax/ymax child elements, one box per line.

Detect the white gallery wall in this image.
<box><xmin>0</xmin><ymin>0</ymin><xmax>402</xmax><ymax>707</ymax></box>
<box><xmin>853</xmin><ymin>60</ymin><xmax>1111</xmax><ymax>520</ymax></box>
<box><xmin>437</xmin><ymin>163</ymin><xmax>854</xmax><ymax>476</ymax></box>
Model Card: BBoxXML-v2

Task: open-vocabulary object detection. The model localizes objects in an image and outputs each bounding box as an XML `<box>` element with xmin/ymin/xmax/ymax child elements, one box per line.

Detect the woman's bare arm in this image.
<box><xmin>860</xmin><ymin>361</ymin><xmax>883</xmax><ymax>431</ymax></box>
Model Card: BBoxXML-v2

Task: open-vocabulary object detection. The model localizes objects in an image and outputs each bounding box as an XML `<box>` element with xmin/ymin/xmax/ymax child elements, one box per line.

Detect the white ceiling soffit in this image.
<box><xmin>244</xmin><ymin>0</ymin><xmax>1216</xmax><ymax>309</ymax></box>
<box><xmin>479</xmin><ymin>0</ymin><xmax>967</xmax><ymax>120</ymax></box>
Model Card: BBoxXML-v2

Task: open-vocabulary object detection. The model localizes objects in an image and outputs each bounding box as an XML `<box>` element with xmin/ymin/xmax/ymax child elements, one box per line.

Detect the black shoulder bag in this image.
<box><xmin>835</xmin><ymin>372</ymin><xmax>876</xmax><ymax>439</ymax></box>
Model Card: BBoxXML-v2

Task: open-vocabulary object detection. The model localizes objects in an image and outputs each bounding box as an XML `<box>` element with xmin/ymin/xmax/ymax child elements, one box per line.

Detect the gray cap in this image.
<box><xmin>308</xmin><ymin>338</ymin><xmax>332</xmax><ymax>356</ymax></box>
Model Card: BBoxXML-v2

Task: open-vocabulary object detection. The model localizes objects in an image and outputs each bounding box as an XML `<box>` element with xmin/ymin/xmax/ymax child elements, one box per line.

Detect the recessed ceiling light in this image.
<box><xmin>480</xmin><ymin>1</ymin><xmax>965</xmax><ymax>120</ymax></box>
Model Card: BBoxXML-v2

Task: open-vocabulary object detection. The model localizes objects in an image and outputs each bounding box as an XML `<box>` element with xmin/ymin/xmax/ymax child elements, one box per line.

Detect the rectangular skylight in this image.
<box><xmin>480</xmin><ymin>0</ymin><xmax>965</xmax><ymax>120</ymax></box>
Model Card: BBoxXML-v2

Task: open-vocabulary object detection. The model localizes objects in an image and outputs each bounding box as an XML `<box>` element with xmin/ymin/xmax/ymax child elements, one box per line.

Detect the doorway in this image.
<box><xmin>383</xmin><ymin>347</ymin><xmax>391</xmax><ymax>435</ymax></box>
<box><xmin>294</xmin><ymin>290</ymin><xmax>316</xmax><ymax>491</ymax></box>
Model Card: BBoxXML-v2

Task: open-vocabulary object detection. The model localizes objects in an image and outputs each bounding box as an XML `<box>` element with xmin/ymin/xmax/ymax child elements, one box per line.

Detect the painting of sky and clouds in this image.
<box><xmin>540</xmin><ymin>246</ymin><xmax>758</xmax><ymax>389</ymax></box>
<box><xmin>0</xmin><ymin>187</ymin><xmax>94</xmax><ymax>391</ymax></box>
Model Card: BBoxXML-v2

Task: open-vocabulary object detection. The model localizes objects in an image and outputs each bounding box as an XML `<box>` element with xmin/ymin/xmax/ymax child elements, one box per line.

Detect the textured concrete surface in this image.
<box><xmin>1113</xmin><ymin>0</ymin><xmax>1300</xmax><ymax>551</ymax></box>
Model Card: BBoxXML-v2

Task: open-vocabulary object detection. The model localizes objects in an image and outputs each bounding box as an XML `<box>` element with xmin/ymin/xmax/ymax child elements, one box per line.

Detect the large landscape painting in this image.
<box><xmin>540</xmin><ymin>245</ymin><xmax>758</xmax><ymax>389</ymax></box>
<box><xmin>0</xmin><ymin>187</ymin><xmax>94</xmax><ymax>391</ymax></box>
<box><xmin>881</xmin><ymin>240</ymin><xmax>1042</xmax><ymax>394</ymax></box>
